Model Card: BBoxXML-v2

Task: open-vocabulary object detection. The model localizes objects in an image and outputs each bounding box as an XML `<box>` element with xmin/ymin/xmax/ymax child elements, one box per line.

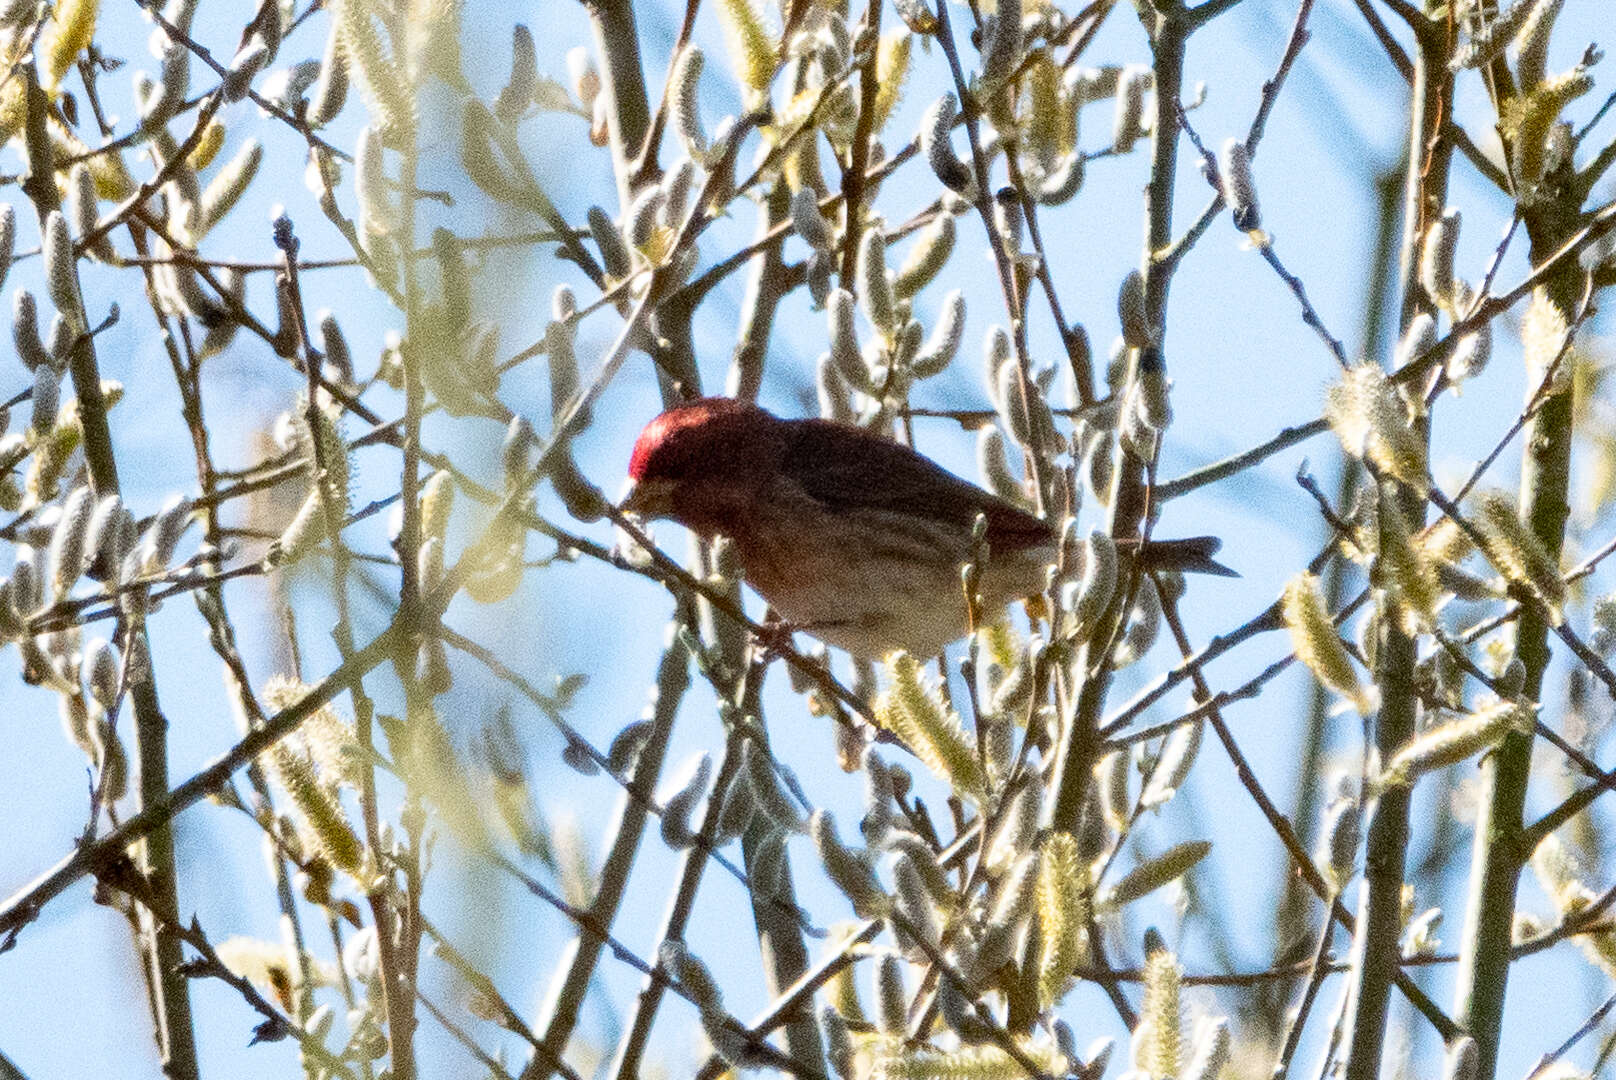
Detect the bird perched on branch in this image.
<box><xmin>622</xmin><ymin>398</ymin><xmax>1233</xmax><ymax>659</ymax></box>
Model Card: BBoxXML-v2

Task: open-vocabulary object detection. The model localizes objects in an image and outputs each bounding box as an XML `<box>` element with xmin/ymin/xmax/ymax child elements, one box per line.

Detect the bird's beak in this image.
<box><xmin>619</xmin><ymin>477</ymin><xmax>677</xmax><ymax>520</ymax></box>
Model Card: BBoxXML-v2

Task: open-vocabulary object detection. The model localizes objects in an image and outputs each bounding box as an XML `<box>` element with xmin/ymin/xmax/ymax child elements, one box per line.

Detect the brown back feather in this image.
<box><xmin>781</xmin><ymin>417</ymin><xmax>1055</xmax><ymax>553</ymax></box>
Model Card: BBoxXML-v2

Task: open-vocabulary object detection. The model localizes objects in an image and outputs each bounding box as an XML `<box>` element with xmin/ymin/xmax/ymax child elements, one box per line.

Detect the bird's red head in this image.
<box><xmin>622</xmin><ymin>398</ymin><xmax>788</xmax><ymax>528</ymax></box>
<box><xmin>627</xmin><ymin>397</ymin><xmax>752</xmax><ymax>484</ymax></box>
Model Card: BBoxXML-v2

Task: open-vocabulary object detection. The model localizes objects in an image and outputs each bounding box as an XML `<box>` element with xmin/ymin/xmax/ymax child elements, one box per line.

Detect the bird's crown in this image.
<box><xmin>628</xmin><ymin>397</ymin><xmax>766</xmax><ymax>483</ymax></box>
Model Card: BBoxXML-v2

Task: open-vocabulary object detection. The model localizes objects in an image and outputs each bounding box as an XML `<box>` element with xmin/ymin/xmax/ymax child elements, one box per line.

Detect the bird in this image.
<box><xmin>621</xmin><ymin>397</ymin><xmax>1233</xmax><ymax>659</ymax></box>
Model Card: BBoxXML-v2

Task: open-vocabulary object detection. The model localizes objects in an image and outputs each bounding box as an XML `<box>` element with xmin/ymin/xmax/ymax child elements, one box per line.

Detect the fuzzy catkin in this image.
<box><xmin>670</xmin><ymin>45</ymin><xmax>707</xmax><ymax>158</ymax></box>
<box><xmin>1282</xmin><ymin>572</ymin><xmax>1374</xmax><ymax>713</ymax></box>
<box><xmin>921</xmin><ymin>93</ymin><xmax>971</xmax><ymax>193</ymax></box>
<box><xmin>857</xmin><ymin>229</ymin><xmax>896</xmax><ymax>334</ymax></box>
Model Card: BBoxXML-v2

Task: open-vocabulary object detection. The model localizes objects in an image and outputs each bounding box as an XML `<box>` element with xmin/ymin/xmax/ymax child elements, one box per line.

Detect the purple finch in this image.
<box><xmin>622</xmin><ymin>398</ymin><xmax>1232</xmax><ymax>659</ymax></box>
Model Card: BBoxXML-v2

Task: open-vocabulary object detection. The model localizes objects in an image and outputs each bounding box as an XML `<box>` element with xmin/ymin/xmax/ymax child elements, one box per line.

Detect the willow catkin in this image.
<box><xmin>893</xmin><ymin>214</ymin><xmax>955</xmax><ymax>299</ymax></box>
<box><xmin>222</xmin><ymin>36</ymin><xmax>270</xmax><ymax>102</ymax></box>
<box><xmin>1112</xmin><ymin>65</ymin><xmax>1150</xmax><ymax>153</ymax></box>
<box><xmin>318</xmin><ymin>311</ymin><xmax>353</xmax><ymax>384</ymax></box>
<box><xmin>0</xmin><ymin>204</ymin><xmax>12</xmax><ymax>294</ymax></box>
<box><xmin>69</xmin><ymin>164</ymin><xmax>111</xmax><ymax>261</ymax></box>
<box><xmin>1219</xmin><ymin>138</ymin><xmax>1259</xmax><ymax>231</ymax></box>
<box><xmin>789</xmin><ymin>186</ymin><xmax>831</xmax><ymax>250</ymax></box>
<box><xmin>83</xmin><ymin>636</ymin><xmax>119</xmax><ymax>710</ymax></box>
<box><xmin>495</xmin><ymin>25</ymin><xmax>536</xmax><ymax>124</ymax></box>
<box><xmin>911</xmin><ymin>288</ymin><xmax>964</xmax><ymax>378</ymax></box>
<box><xmin>1282</xmin><ymin>572</ymin><xmax>1375</xmax><ymax>713</ymax></box>
<box><xmin>1118</xmin><ymin>270</ymin><xmax>1149</xmax><ymax>348</ymax></box>
<box><xmin>1473</xmin><ymin>489</ymin><xmax>1566</xmax><ymax>623</ymax></box>
<box><xmin>42</xmin><ymin>211</ymin><xmax>80</xmax><ymax>328</ymax></box>
<box><xmin>856</xmin><ymin>229</ymin><xmax>896</xmax><ymax>335</ymax></box>
<box><xmin>13</xmin><ymin>290</ymin><xmax>50</xmax><ymax>371</ymax></box>
<box><xmin>669</xmin><ymin>45</ymin><xmax>707</xmax><ymax>158</ymax></box>
<box><xmin>1419</xmin><ymin>208</ymin><xmax>1461</xmax><ymax>311</ymax></box>
<box><xmin>29</xmin><ymin>367</ymin><xmax>60</xmax><ymax>436</ymax></box>
<box><xmin>586</xmin><ymin>205</ymin><xmax>631</xmax><ymax>280</ymax></box>
<box><xmin>978</xmin><ymin>0</ymin><xmax>1022</xmax><ymax>86</ymax></box>
<box><xmin>354</xmin><ymin>125</ymin><xmax>390</xmax><ymax>239</ymax></box>
<box><xmin>827</xmin><ymin>287</ymin><xmax>871</xmax><ymax>393</ymax></box>
<box><xmin>201</xmin><ymin>138</ymin><xmax>262</xmax><ymax>233</ymax></box>
<box><xmin>46</xmin><ymin>485</ymin><xmax>93</xmax><ymax>601</ymax></box>
<box><xmin>921</xmin><ymin>93</ymin><xmax>971</xmax><ymax>193</ymax></box>
<box><xmin>308</xmin><ymin>22</ymin><xmax>349</xmax><ymax>126</ymax></box>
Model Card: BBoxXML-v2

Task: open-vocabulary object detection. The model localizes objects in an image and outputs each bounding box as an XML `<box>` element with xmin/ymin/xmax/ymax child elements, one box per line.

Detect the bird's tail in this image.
<box><xmin>1130</xmin><ymin>535</ymin><xmax>1240</xmax><ymax>577</ymax></box>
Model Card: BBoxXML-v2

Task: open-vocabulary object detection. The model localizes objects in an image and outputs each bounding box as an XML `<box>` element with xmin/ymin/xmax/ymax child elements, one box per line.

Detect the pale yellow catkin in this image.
<box><xmin>1283</xmin><ymin>572</ymin><xmax>1375</xmax><ymax>712</ymax></box>
<box><xmin>876</xmin><ymin>653</ymin><xmax>984</xmax><ymax>798</ymax></box>
<box><xmin>1473</xmin><ymin>490</ymin><xmax>1566</xmax><ymax>624</ymax></box>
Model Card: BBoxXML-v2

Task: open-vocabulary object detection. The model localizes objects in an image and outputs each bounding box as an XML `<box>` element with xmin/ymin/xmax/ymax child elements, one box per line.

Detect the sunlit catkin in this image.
<box><xmin>871</xmin><ymin>30</ymin><xmax>912</xmax><ymax>133</ymax></box>
<box><xmin>1037</xmin><ymin>831</ymin><xmax>1086</xmax><ymax>1008</ymax></box>
<box><xmin>1141</xmin><ymin>932</ymin><xmax>1183</xmax><ymax>1080</ymax></box>
<box><xmin>45</xmin><ymin>0</ymin><xmax>98</xmax><ymax>88</ymax></box>
<box><xmin>714</xmin><ymin>0</ymin><xmax>778</xmax><ymax>96</ymax></box>
<box><xmin>876</xmin><ymin>653</ymin><xmax>984</xmax><ymax>799</ymax></box>
<box><xmin>1394</xmin><ymin>311</ymin><xmax>1437</xmax><ymax>372</ymax></box>
<box><xmin>1316</xmin><ymin>793</ymin><xmax>1360</xmax><ymax>890</ymax></box>
<box><xmin>1283</xmin><ymin>572</ymin><xmax>1375</xmax><ymax>713</ymax></box>
<box><xmin>333</xmin><ymin>0</ymin><xmax>411</xmax><ymax>143</ymax></box>
<box><xmin>1377</xmin><ymin>701</ymin><xmax>1533</xmax><ymax>788</ymax></box>
<box><xmin>1139</xmin><ymin>719</ymin><xmax>1202</xmax><ymax>809</ymax></box>
<box><xmin>222</xmin><ymin>35</ymin><xmax>270</xmax><ymax>102</ymax></box>
<box><xmin>1323</xmin><ymin>364</ymin><xmax>1428</xmax><ymax>495</ymax></box>
<box><xmin>47</xmin><ymin>485</ymin><xmax>93</xmax><ymax>600</ymax></box>
<box><xmin>1068</xmin><ymin>530</ymin><xmax>1117</xmax><ymax>640</ymax></box>
<box><xmin>892</xmin><ymin>214</ymin><xmax>955</xmax><ymax>300</ymax></box>
<box><xmin>1520</xmin><ymin>289</ymin><xmax>1569</xmax><ymax>390</ymax></box>
<box><xmin>1473</xmin><ymin>490</ymin><xmax>1566</xmax><ymax>624</ymax></box>
<box><xmin>1377</xmin><ymin>494</ymin><xmax>1440</xmax><ymax>632</ymax></box>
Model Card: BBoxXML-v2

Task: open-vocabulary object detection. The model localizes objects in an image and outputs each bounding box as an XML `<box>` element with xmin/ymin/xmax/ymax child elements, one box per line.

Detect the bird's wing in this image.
<box><xmin>782</xmin><ymin>419</ymin><xmax>1053</xmax><ymax>551</ymax></box>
